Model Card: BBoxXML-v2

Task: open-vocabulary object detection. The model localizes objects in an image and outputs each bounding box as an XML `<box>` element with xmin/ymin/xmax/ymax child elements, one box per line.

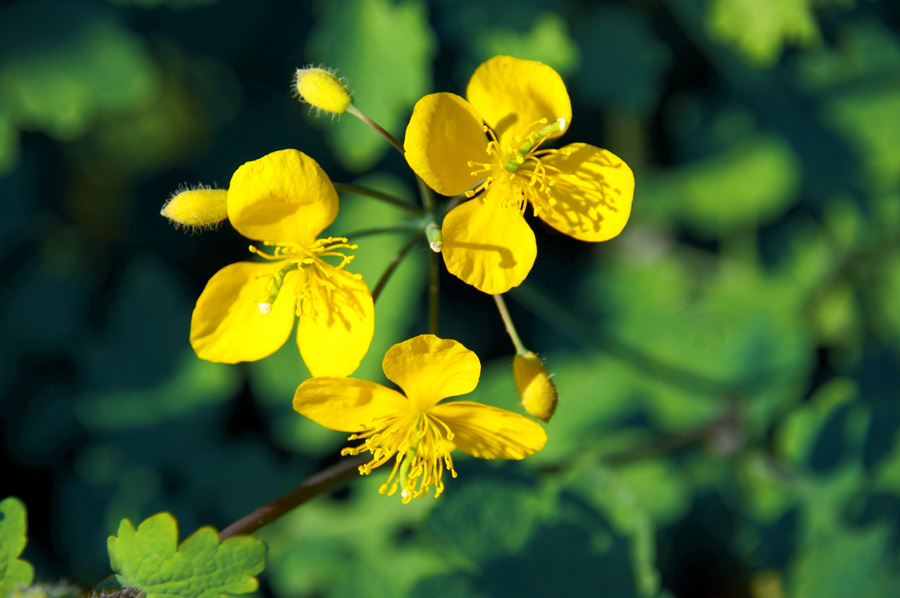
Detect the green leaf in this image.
<box><xmin>705</xmin><ymin>0</ymin><xmax>821</xmax><ymax>68</ymax></box>
<box><xmin>306</xmin><ymin>0</ymin><xmax>436</xmax><ymax>171</ymax></box>
<box><xmin>0</xmin><ymin>1</ymin><xmax>157</xmax><ymax>140</ymax></box>
<box><xmin>789</xmin><ymin>525</ymin><xmax>899</xmax><ymax>598</ymax></box>
<box><xmin>644</xmin><ymin>133</ymin><xmax>802</xmax><ymax>237</ymax></box>
<box><xmin>475</xmin><ymin>11</ymin><xmax>581</xmax><ymax>78</ymax></box>
<box><xmin>0</xmin><ymin>497</ymin><xmax>34</xmax><ymax>598</ymax></box>
<box><xmin>108</xmin><ymin>512</ymin><xmax>266</xmax><ymax>598</ymax></box>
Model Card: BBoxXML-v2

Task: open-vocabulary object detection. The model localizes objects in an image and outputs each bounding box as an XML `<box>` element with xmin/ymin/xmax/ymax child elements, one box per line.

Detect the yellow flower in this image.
<box><xmin>292</xmin><ymin>334</ymin><xmax>548</xmax><ymax>502</ymax></box>
<box><xmin>404</xmin><ymin>55</ymin><xmax>635</xmax><ymax>294</ymax></box>
<box><xmin>190</xmin><ymin>149</ymin><xmax>374</xmax><ymax>377</ymax></box>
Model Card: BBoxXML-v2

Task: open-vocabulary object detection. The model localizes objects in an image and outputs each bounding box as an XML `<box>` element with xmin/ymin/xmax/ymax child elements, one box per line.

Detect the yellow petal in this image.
<box><xmin>227</xmin><ymin>149</ymin><xmax>338</xmax><ymax>245</ymax></box>
<box><xmin>297</xmin><ymin>268</ymin><xmax>375</xmax><ymax>377</ymax></box>
<box><xmin>441</xmin><ymin>192</ymin><xmax>537</xmax><ymax>294</ymax></box>
<box><xmin>466</xmin><ymin>56</ymin><xmax>572</xmax><ymax>151</ymax></box>
<box><xmin>293</xmin><ymin>377</ymin><xmax>410</xmax><ymax>432</ymax></box>
<box><xmin>404</xmin><ymin>93</ymin><xmax>487</xmax><ymax>196</ymax></box>
<box><xmin>430</xmin><ymin>401</ymin><xmax>548</xmax><ymax>460</ymax></box>
<box><xmin>533</xmin><ymin>143</ymin><xmax>634</xmax><ymax>242</ymax></box>
<box><xmin>382</xmin><ymin>335</ymin><xmax>480</xmax><ymax>412</ymax></box>
<box><xmin>190</xmin><ymin>261</ymin><xmax>296</xmax><ymax>363</ymax></box>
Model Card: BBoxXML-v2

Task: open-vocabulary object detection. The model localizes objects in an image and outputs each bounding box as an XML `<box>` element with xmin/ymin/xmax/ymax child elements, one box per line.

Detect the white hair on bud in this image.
<box><xmin>258</xmin><ymin>302</ymin><xmax>272</xmax><ymax>315</ymax></box>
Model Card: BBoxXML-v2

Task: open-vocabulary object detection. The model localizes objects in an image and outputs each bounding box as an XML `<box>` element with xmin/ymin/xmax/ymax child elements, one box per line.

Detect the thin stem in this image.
<box><xmin>372</xmin><ymin>233</ymin><xmax>421</xmax><ymax>303</ymax></box>
<box><xmin>492</xmin><ymin>294</ymin><xmax>527</xmax><ymax>354</ymax></box>
<box><xmin>415</xmin><ymin>174</ymin><xmax>435</xmax><ymax>214</ymax></box>
<box><xmin>219</xmin><ymin>454</ymin><xmax>371</xmax><ymax>540</ymax></box>
<box><xmin>346</xmin><ymin>104</ymin><xmax>404</xmax><ymax>154</ymax></box>
<box><xmin>333</xmin><ymin>182</ymin><xmax>421</xmax><ymax>215</ymax></box>
<box><xmin>428</xmin><ymin>253</ymin><xmax>440</xmax><ymax>334</ymax></box>
<box><xmin>429</xmin><ymin>252</ymin><xmax>440</xmax><ymax>335</ymax></box>
<box><xmin>345</xmin><ymin>223</ymin><xmax>421</xmax><ymax>240</ymax></box>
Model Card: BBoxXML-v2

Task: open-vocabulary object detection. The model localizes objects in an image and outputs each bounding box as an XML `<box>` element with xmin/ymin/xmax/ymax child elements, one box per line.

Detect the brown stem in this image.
<box><xmin>219</xmin><ymin>454</ymin><xmax>371</xmax><ymax>540</ymax></box>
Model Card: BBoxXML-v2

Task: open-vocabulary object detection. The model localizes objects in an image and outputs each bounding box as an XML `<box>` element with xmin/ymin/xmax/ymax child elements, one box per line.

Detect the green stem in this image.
<box><xmin>218</xmin><ymin>454</ymin><xmax>371</xmax><ymax>540</ymax></box>
<box><xmin>371</xmin><ymin>233</ymin><xmax>420</xmax><ymax>303</ymax></box>
<box><xmin>492</xmin><ymin>294</ymin><xmax>527</xmax><ymax>354</ymax></box>
<box><xmin>333</xmin><ymin>182</ymin><xmax>421</xmax><ymax>215</ymax></box>
<box><xmin>345</xmin><ymin>223</ymin><xmax>422</xmax><ymax>240</ymax></box>
<box><xmin>429</xmin><ymin>252</ymin><xmax>440</xmax><ymax>335</ymax></box>
<box><xmin>346</xmin><ymin>104</ymin><xmax>404</xmax><ymax>154</ymax></box>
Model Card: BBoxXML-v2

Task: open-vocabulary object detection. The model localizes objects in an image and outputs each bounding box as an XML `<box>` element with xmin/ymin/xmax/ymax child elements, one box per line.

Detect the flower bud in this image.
<box><xmin>160</xmin><ymin>186</ymin><xmax>227</xmax><ymax>229</ymax></box>
<box><xmin>513</xmin><ymin>351</ymin><xmax>558</xmax><ymax>422</ymax></box>
<box><xmin>293</xmin><ymin>66</ymin><xmax>352</xmax><ymax>116</ymax></box>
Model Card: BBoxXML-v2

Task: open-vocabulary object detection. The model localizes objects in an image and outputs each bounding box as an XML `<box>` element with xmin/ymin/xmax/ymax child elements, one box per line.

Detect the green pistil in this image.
<box><xmin>257</xmin><ymin>261</ymin><xmax>301</xmax><ymax>314</ymax></box>
<box><xmin>504</xmin><ymin>117</ymin><xmax>567</xmax><ymax>173</ymax></box>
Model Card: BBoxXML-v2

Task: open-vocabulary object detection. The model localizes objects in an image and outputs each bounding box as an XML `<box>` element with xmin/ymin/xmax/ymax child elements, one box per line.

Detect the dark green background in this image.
<box><xmin>3</xmin><ymin>0</ymin><xmax>900</xmax><ymax>596</ymax></box>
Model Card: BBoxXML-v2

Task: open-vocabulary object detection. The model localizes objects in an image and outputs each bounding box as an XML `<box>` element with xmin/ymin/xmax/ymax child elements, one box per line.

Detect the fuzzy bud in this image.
<box><xmin>293</xmin><ymin>67</ymin><xmax>352</xmax><ymax>115</ymax></box>
<box><xmin>160</xmin><ymin>186</ymin><xmax>227</xmax><ymax>229</ymax></box>
<box><xmin>513</xmin><ymin>351</ymin><xmax>558</xmax><ymax>422</ymax></box>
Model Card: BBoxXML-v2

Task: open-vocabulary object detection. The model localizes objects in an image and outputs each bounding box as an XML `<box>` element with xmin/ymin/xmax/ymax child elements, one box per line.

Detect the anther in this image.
<box><xmin>258</xmin><ymin>302</ymin><xmax>272</xmax><ymax>314</ymax></box>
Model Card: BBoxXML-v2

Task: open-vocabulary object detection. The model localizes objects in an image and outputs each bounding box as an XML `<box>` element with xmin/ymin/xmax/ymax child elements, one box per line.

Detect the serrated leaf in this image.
<box><xmin>307</xmin><ymin>0</ymin><xmax>436</xmax><ymax>171</ymax></box>
<box><xmin>0</xmin><ymin>497</ymin><xmax>35</xmax><ymax>598</ymax></box>
<box><xmin>108</xmin><ymin>512</ymin><xmax>266</xmax><ymax>598</ymax></box>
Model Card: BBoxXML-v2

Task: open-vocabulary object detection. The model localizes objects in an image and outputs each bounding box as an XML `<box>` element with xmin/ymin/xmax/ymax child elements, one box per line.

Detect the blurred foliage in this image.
<box><xmin>4</xmin><ymin>0</ymin><xmax>900</xmax><ymax>597</ymax></box>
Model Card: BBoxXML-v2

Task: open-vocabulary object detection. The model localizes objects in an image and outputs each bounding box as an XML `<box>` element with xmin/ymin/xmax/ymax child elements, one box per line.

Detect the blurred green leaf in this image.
<box><xmin>775</xmin><ymin>377</ymin><xmax>859</xmax><ymax>468</ymax></box>
<box><xmin>795</xmin><ymin>21</ymin><xmax>900</xmax><ymax>192</ymax></box>
<box><xmin>475</xmin><ymin>11</ymin><xmax>581</xmax><ymax>77</ymax></box>
<box><xmin>108</xmin><ymin>512</ymin><xmax>266</xmax><ymax>598</ymax></box>
<box><xmin>788</xmin><ymin>525</ymin><xmax>899</xmax><ymax>598</ymax></box>
<box><xmin>0</xmin><ymin>1</ymin><xmax>157</xmax><ymax>140</ymax></box>
<box><xmin>76</xmin><ymin>350</ymin><xmax>241</xmax><ymax>429</ymax></box>
<box><xmin>643</xmin><ymin>133</ymin><xmax>802</xmax><ymax>236</ymax></box>
<box><xmin>306</xmin><ymin>0</ymin><xmax>436</xmax><ymax>171</ymax></box>
<box><xmin>573</xmin><ymin>7</ymin><xmax>672</xmax><ymax>114</ymax></box>
<box><xmin>565</xmin><ymin>461</ymin><xmax>661</xmax><ymax>597</ymax></box>
<box><xmin>0</xmin><ymin>497</ymin><xmax>34</xmax><ymax>598</ymax></box>
<box><xmin>705</xmin><ymin>0</ymin><xmax>821</xmax><ymax>67</ymax></box>
<box><xmin>582</xmin><ymin>249</ymin><xmax>813</xmax><ymax>434</ymax></box>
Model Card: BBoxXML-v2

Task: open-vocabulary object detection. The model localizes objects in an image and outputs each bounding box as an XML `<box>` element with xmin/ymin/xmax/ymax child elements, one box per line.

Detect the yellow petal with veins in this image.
<box><xmin>430</xmin><ymin>401</ymin><xmax>548</xmax><ymax>459</ymax></box>
<box><xmin>227</xmin><ymin>149</ymin><xmax>338</xmax><ymax>246</ymax></box>
<box><xmin>296</xmin><ymin>268</ymin><xmax>374</xmax><ymax>377</ymax></box>
<box><xmin>466</xmin><ymin>56</ymin><xmax>572</xmax><ymax>151</ymax></box>
<box><xmin>382</xmin><ymin>335</ymin><xmax>481</xmax><ymax>412</ymax></box>
<box><xmin>293</xmin><ymin>377</ymin><xmax>410</xmax><ymax>432</ymax></box>
<box><xmin>442</xmin><ymin>192</ymin><xmax>537</xmax><ymax>294</ymax></box>
<box><xmin>190</xmin><ymin>261</ymin><xmax>296</xmax><ymax>363</ymax></box>
<box><xmin>404</xmin><ymin>93</ymin><xmax>487</xmax><ymax>196</ymax></box>
<box><xmin>532</xmin><ymin>143</ymin><xmax>634</xmax><ymax>242</ymax></box>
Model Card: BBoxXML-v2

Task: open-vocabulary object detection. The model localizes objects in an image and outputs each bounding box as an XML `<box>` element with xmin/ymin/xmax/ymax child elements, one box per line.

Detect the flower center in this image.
<box><xmin>465</xmin><ymin>117</ymin><xmax>568</xmax><ymax>216</ymax></box>
<box><xmin>341</xmin><ymin>410</ymin><xmax>457</xmax><ymax>503</ymax></box>
<box><xmin>249</xmin><ymin>236</ymin><xmax>358</xmax><ymax>315</ymax></box>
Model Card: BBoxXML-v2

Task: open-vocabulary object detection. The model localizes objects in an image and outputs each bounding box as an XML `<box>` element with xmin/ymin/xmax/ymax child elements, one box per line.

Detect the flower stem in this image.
<box><xmin>346</xmin><ymin>104</ymin><xmax>404</xmax><ymax>154</ymax></box>
<box><xmin>429</xmin><ymin>252</ymin><xmax>440</xmax><ymax>335</ymax></box>
<box><xmin>334</xmin><ymin>182</ymin><xmax>421</xmax><ymax>215</ymax></box>
<box><xmin>372</xmin><ymin>233</ymin><xmax>421</xmax><ymax>303</ymax></box>
<box><xmin>218</xmin><ymin>454</ymin><xmax>371</xmax><ymax>540</ymax></box>
<box><xmin>345</xmin><ymin>223</ymin><xmax>422</xmax><ymax>240</ymax></box>
<box><xmin>492</xmin><ymin>294</ymin><xmax>527</xmax><ymax>354</ymax></box>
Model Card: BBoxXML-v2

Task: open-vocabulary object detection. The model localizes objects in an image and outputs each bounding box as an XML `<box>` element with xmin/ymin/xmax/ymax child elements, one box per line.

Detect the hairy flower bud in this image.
<box><xmin>160</xmin><ymin>186</ymin><xmax>227</xmax><ymax>229</ymax></box>
<box><xmin>293</xmin><ymin>66</ymin><xmax>352</xmax><ymax>116</ymax></box>
<box><xmin>513</xmin><ymin>351</ymin><xmax>558</xmax><ymax>422</ymax></box>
